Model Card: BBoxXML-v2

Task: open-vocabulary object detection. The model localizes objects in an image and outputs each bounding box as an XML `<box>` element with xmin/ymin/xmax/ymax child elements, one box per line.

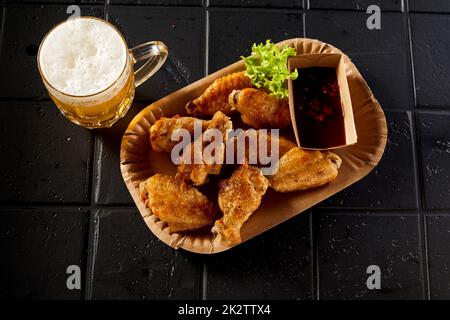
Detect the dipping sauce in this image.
<box><xmin>292</xmin><ymin>67</ymin><xmax>346</xmax><ymax>149</ymax></box>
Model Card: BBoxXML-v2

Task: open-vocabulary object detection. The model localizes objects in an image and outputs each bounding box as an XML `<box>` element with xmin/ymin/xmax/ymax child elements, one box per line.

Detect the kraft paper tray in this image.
<box><xmin>120</xmin><ymin>38</ymin><xmax>388</xmax><ymax>254</ymax></box>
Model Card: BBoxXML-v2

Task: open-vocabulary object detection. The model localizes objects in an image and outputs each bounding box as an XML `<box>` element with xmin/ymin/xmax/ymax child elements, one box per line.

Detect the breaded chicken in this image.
<box><xmin>176</xmin><ymin>111</ymin><xmax>232</xmax><ymax>186</ymax></box>
<box><xmin>140</xmin><ymin>174</ymin><xmax>217</xmax><ymax>232</ymax></box>
<box><xmin>226</xmin><ymin>129</ymin><xmax>297</xmax><ymax>167</ymax></box>
<box><xmin>227</xmin><ymin>129</ymin><xmax>296</xmax><ymax>166</ymax></box>
<box><xmin>212</xmin><ymin>163</ymin><xmax>269</xmax><ymax>246</ymax></box>
<box><xmin>150</xmin><ymin>115</ymin><xmax>210</xmax><ymax>153</ymax></box>
<box><xmin>185</xmin><ymin>71</ymin><xmax>253</xmax><ymax>117</ymax></box>
<box><xmin>229</xmin><ymin>88</ymin><xmax>291</xmax><ymax>129</ymax></box>
<box><xmin>268</xmin><ymin>148</ymin><xmax>342</xmax><ymax>192</ymax></box>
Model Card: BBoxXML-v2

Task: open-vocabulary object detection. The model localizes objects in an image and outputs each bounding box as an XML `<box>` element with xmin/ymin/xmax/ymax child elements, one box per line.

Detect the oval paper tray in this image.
<box><xmin>120</xmin><ymin>38</ymin><xmax>388</xmax><ymax>254</ymax></box>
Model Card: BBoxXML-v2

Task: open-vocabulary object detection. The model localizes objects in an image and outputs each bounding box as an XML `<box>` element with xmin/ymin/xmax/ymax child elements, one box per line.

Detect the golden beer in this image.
<box><xmin>47</xmin><ymin>61</ymin><xmax>135</xmax><ymax>128</ymax></box>
<box><xmin>38</xmin><ymin>16</ymin><xmax>167</xmax><ymax>128</ymax></box>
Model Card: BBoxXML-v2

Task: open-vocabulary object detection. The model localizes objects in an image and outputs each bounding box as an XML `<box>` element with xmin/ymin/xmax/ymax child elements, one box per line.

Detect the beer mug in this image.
<box><xmin>37</xmin><ymin>16</ymin><xmax>168</xmax><ymax>128</ymax></box>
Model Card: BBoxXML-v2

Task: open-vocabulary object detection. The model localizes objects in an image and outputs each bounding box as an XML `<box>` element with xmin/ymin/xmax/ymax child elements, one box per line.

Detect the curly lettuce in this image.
<box><xmin>241</xmin><ymin>40</ymin><xmax>298</xmax><ymax>99</ymax></box>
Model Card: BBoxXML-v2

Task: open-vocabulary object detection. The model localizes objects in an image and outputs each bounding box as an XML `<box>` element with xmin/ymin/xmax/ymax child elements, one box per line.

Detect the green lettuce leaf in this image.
<box><xmin>241</xmin><ymin>40</ymin><xmax>298</xmax><ymax>99</ymax></box>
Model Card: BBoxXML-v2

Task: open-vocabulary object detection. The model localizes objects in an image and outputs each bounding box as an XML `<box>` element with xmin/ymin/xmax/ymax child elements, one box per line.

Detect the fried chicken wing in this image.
<box><xmin>212</xmin><ymin>163</ymin><xmax>269</xmax><ymax>245</ymax></box>
<box><xmin>150</xmin><ymin>115</ymin><xmax>210</xmax><ymax>153</ymax></box>
<box><xmin>268</xmin><ymin>148</ymin><xmax>342</xmax><ymax>192</ymax></box>
<box><xmin>227</xmin><ymin>129</ymin><xmax>296</xmax><ymax>166</ymax></box>
<box><xmin>229</xmin><ymin>88</ymin><xmax>291</xmax><ymax>129</ymax></box>
<box><xmin>176</xmin><ymin>111</ymin><xmax>232</xmax><ymax>186</ymax></box>
<box><xmin>185</xmin><ymin>71</ymin><xmax>253</xmax><ymax>117</ymax></box>
<box><xmin>140</xmin><ymin>174</ymin><xmax>217</xmax><ymax>232</ymax></box>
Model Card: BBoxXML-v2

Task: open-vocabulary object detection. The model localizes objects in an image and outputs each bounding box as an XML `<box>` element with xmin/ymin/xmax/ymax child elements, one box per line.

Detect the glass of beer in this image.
<box><xmin>37</xmin><ymin>16</ymin><xmax>168</xmax><ymax>128</ymax></box>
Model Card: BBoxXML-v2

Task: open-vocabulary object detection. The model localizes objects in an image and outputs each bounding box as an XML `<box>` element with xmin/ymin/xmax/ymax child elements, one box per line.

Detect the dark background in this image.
<box><xmin>0</xmin><ymin>0</ymin><xmax>449</xmax><ymax>300</ymax></box>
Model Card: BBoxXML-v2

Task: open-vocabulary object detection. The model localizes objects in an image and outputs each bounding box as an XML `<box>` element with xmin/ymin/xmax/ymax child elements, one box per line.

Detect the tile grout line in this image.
<box><xmin>302</xmin><ymin>8</ymin><xmax>405</xmax><ymax>13</ymax></box>
<box><xmin>0</xmin><ymin>97</ymin><xmax>52</xmax><ymax>102</ymax></box>
<box><xmin>384</xmin><ymin>107</ymin><xmax>450</xmax><ymax>114</ymax></box>
<box><xmin>85</xmin><ymin>131</ymin><xmax>96</xmax><ymax>207</ymax></box>
<box><xmin>414</xmin><ymin>107</ymin><xmax>450</xmax><ymax>113</ymax></box>
<box><xmin>81</xmin><ymin>208</ymin><xmax>91</xmax><ymax>300</ymax></box>
<box><xmin>207</xmin><ymin>7</ymin><xmax>301</xmax><ymax>13</ymax></box>
<box><xmin>92</xmin><ymin>132</ymin><xmax>102</xmax><ymax>207</ymax></box>
<box><xmin>0</xmin><ymin>204</ymin><xmax>140</xmax><ymax>211</ymax></box>
<box><xmin>411</xmin><ymin>111</ymin><xmax>431</xmax><ymax>300</ymax></box>
<box><xmin>77</xmin><ymin>96</ymin><xmax>101</xmax><ymax>301</ymax></box>
<box><xmin>202</xmin><ymin>262</ymin><xmax>208</xmax><ymax>300</ymax></box>
<box><xmin>407</xmin><ymin>17</ymin><xmax>417</xmax><ymax>110</ymax></box>
<box><xmin>84</xmin><ymin>209</ymin><xmax>100</xmax><ymax>300</ymax></box>
<box><xmin>314</xmin><ymin>208</ymin><xmax>421</xmax><ymax>214</ymax></box>
<box><xmin>408</xmin><ymin>13</ymin><xmax>432</xmax><ymax>299</ymax></box>
<box><xmin>302</xmin><ymin>3</ymin><xmax>306</xmax><ymax>37</ymax></box>
<box><xmin>411</xmin><ymin>112</ymin><xmax>431</xmax><ymax>300</ymax></box>
<box><xmin>405</xmin><ymin>7</ymin><xmax>431</xmax><ymax>299</ymax></box>
<box><xmin>207</xmin><ymin>5</ymin><xmax>403</xmax><ymax>13</ymax></box>
<box><xmin>104</xmin><ymin>0</ymin><xmax>109</xmax><ymax>20</ymax></box>
<box><xmin>405</xmin><ymin>8</ymin><xmax>421</xmax><ymax>214</ymax></box>
<box><xmin>1</xmin><ymin>2</ymin><xmax>448</xmax><ymax>14</ymax></box>
<box><xmin>83</xmin><ymin>131</ymin><xmax>100</xmax><ymax>300</ymax></box>
<box><xmin>204</xmin><ymin>0</ymin><xmax>209</xmax><ymax>77</ymax></box>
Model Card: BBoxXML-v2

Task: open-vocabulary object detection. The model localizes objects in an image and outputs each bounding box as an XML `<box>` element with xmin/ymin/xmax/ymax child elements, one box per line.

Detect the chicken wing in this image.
<box><xmin>226</xmin><ymin>129</ymin><xmax>296</xmax><ymax>166</ymax></box>
<box><xmin>150</xmin><ymin>115</ymin><xmax>210</xmax><ymax>153</ymax></box>
<box><xmin>229</xmin><ymin>88</ymin><xmax>291</xmax><ymax>129</ymax></box>
<box><xmin>212</xmin><ymin>163</ymin><xmax>269</xmax><ymax>246</ymax></box>
<box><xmin>140</xmin><ymin>174</ymin><xmax>217</xmax><ymax>232</ymax></box>
<box><xmin>268</xmin><ymin>147</ymin><xmax>342</xmax><ymax>192</ymax></box>
<box><xmin>185</xmin><ymin>71</ymin><xmax>253</xmax><ymax>117</ymax></box>
<box><xmin>176</xmin><ymin>111</ymin><xmax>232</xmax><ymax>186</ymax></box>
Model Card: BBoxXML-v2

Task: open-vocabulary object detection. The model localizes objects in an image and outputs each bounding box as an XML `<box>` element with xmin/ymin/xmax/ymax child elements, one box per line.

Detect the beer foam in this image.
<box><xmin>39</xmin><ymin>18</ymin><xmax>127</xmax><ymax>96</ymax></box>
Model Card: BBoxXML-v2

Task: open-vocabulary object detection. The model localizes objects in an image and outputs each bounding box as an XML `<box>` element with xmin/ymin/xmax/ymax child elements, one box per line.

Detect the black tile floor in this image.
<box><xmin>0</xmin><ymin>1</ymin><xmax>449</xmax><ymax>300</ymax></box>
<box><xmin>107</xmin><ymin>5</ymin><xmax>205</xmax><ymax>101</ymax></box>
<box><xmin>208</xmin><ymin>8</ymin><xmax>302</xmax><ymax>73</ymax></box>
<box><xmin>90</xmin><ymin>208</ymin><xmax>201</xmax><ymax>299</ymax></box>
<box><xmin>315</xmin><ymin>212</ymin><xmax>423</xmax><ymax>299</ymax></box>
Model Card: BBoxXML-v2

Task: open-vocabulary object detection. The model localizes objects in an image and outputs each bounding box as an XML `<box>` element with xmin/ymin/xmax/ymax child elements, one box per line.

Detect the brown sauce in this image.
<box><xmin>292</xmin><ymin>67</ymin><xmax>346</xmax><ymax>149</ymax></box>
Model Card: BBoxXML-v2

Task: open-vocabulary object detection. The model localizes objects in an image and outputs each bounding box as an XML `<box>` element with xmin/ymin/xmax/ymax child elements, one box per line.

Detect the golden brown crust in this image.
<box><xmin>185</xmin><ymin>71</ymin><xmax>253</xmax><ymax>117</ymax></box>
<box><xmin>227</xmin><ymin>129</ymin><xmax>297</xmax><ymax>166</ymax></box>
<box><xmin>176</xmin><ymin>111</ymin><xmax>232</xmax><ymax>186</ymax></box>
<box><xmin>140</xmin><ymin>174</ymin><xmax>217</xmax><ymax>232</ymax></box>
<box><xmin>268</xmin><ymin>148</ymin><xmax>342</xmax><ymax>192</ymax></box>
<box><xmin>229</xmin><ymin>88</ymin><xmax>291</xmax><ymax>129</ymax></box>
<box><xmin>149</xmin><ymin>115</ymin><xmax>210</xmax><ymax>153</ymax></box>
<box><xmin>212</xmin><ymin>163</ymin><xmax>269</xmax><ymax>245</ymax></box>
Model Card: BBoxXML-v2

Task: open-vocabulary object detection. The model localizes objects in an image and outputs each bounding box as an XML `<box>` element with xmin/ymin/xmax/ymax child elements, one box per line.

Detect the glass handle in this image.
<box><xmin>129</xmin><ymin>41</ymin><xmax>168</xmax><ymax>88</ymax></box>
